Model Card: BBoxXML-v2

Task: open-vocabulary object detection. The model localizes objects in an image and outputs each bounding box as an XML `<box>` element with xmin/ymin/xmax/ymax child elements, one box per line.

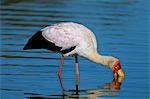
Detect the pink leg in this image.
<box><xmin>75</xmin><ymin>55</ymin><xmax>79</xmax><ymax>94</ymax></box>
<box><xmin>57</xmin><ymin>54</ymin><xmax>65</xmax><ymax>95</ymax></box>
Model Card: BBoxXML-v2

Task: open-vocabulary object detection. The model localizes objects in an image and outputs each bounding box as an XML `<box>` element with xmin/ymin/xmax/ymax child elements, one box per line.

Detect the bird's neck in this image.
<box><xmin>87</xmin><ymin>52</ymin><xmax>118</xmax><ymax>68</ymax></box>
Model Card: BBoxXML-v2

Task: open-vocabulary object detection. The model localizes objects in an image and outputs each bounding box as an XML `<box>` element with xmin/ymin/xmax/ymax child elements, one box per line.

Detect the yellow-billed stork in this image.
<box><xmin>23</xmin><ymin>22</ymin><xmax>124</xmax><ymax>94</ymax></box>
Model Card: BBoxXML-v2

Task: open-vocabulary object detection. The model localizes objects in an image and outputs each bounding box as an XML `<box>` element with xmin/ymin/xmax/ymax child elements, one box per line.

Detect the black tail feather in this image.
<box><xmin>23</xmin><ymin>31</ymin><xmax>62</xmax><ymax>51</ymax></box>
<box><xmin>23</xmin><ymin>31</ymin><xmax>44</xmax><ymax>50</ymax></box>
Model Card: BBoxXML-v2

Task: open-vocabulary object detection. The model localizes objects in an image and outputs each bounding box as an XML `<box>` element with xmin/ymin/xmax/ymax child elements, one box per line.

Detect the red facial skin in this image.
<box><xmin>112</xmin><ymin>61</ymin><xmax>121</xmax><ymax>76</ymax></box>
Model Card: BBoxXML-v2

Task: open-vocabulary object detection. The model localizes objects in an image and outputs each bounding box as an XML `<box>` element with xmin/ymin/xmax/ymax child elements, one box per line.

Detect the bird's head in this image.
<box><xmin>103</xmin><ymin>56</ymin><xmax>124</xmax><ymax>78</ymax></box>
<box><xmin>111</xmin><ymin>60</ymin><xmax>124</xmax><ymax>78</ymax></box>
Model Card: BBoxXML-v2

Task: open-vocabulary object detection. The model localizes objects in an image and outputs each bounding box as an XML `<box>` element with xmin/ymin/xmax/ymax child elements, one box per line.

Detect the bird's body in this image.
<box><xmin>24</xmin><ymin>22</ymin><xmax>97</xmax><ymax>57</ymax></box>
<box><xmin>23</xmin><ymin>22</ymin><xmax>124</xmax><ymax>94</ymax></box>
<box><xmin>42</xmin><ymin>22</ymin><xmax>97</xmax><ymax>56</ymax></box>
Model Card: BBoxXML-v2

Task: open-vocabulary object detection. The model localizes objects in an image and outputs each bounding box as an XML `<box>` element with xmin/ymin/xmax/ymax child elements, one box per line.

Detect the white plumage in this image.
<box><xmin>41</xmin><ymin>22</ymin><xmax>97</xmax><ymax>57</ymax></box>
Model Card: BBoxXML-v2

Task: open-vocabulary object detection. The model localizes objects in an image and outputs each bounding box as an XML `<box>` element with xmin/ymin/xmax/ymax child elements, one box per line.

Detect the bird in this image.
<box><xmin>23</xmin><ymin>22</ymin><xmax>124</xmax><ymax>94</ymax></box>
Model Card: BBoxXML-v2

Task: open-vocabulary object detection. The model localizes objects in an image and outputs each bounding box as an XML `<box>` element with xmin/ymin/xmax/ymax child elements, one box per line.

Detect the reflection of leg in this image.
<box><xmin>57</xmin><ymin>54</ymin><xmax>64</xmax><ymax>95</ymax></box>
<box><xmin>75</xmin><ymin>55</ymin><xmax>79</xmax><ymax>94</ymax></box>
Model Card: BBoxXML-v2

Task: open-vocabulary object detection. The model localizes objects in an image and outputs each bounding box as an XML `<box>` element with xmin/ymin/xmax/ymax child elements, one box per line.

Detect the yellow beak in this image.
<box><xmin>117</xmin><ymin>69</ymin><xmax>124</xmax><ymax>78</ymax></box>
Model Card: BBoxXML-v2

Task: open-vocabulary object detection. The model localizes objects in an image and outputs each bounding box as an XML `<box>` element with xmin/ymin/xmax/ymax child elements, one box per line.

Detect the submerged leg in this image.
<box><xmin>57</xmin><ymin>54</ymin><xmax>65</xmax><ymax>95</ymax></box>
<box><xmin>75</xmin><ymin>55</ymin><xmax>79</xmax><ymax>94</ymax></box>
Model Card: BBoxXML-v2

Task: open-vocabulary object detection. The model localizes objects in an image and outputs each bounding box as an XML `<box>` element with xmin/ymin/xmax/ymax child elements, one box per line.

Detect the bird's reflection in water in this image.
<box><xmin>26</xmin><ymin>76</ymin><xmax>123</xmax><ymax>99</ymax></box>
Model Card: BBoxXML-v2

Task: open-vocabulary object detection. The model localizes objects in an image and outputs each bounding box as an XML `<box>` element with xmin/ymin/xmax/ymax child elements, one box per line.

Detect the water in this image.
<box><xmin>0</xmin><ymin>0</ymin><xmax>149</xmax><ymax>99</ymax></box>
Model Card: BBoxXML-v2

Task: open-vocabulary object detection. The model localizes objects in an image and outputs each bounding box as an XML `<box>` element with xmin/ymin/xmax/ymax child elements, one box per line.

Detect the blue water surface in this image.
<box><xmin>0</xmin><ymin>0</ymin><xmax>149</xmax><ymax>99</ymax></box>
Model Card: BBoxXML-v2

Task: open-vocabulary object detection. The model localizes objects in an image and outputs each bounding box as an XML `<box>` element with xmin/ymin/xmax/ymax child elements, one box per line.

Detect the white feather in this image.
<box><xmin>41</xmin><ymin>22</ymin><xmax>97</xmax><ymax>56</ymax></box>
